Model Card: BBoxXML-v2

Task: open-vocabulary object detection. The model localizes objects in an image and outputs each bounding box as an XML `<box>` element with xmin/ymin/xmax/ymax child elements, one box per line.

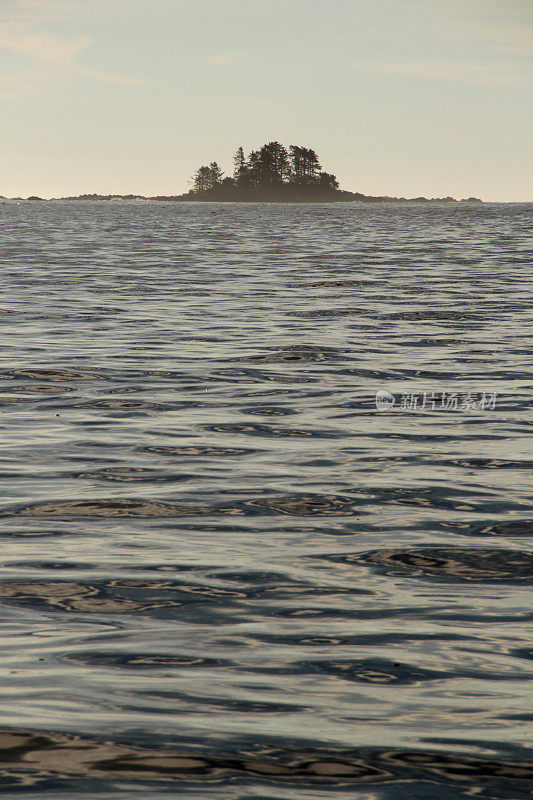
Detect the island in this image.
<box><xmin>5</xmin><ymin>142</ymin><xmax>483</xmax><ymax>203</ymax></box>
<box><xmin>180</xmin><ymin>142</ymin><xmax>481</xmax><ymax>203</ymax></box>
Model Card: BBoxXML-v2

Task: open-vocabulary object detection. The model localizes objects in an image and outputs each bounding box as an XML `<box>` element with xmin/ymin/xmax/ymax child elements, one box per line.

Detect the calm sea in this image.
<box><xmin>0</xmin><ymin>200</ymin><xmax>532</xmax><ymax>799</ymax></box>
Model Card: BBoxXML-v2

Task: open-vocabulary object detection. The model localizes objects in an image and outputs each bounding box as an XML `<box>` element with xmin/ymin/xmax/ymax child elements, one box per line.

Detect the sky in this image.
<box><xmin>0</xmin><ymin>0</ymin><xmax>531</xmax><ymax>200</ymax></box>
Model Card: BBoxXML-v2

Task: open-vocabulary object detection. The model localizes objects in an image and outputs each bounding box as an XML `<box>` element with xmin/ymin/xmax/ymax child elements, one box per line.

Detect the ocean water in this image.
<box><xmin>0</xmin><ymin>200</ymin><xmax>531</xmax><ymax>799</ymax></box>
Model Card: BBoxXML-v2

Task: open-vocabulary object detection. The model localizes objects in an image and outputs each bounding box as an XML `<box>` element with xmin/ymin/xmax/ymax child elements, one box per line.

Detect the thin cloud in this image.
<box><xmin>349</xmin><ymin>60</ymin><xmax>527</xmax><ymax>86</ymax></box>
<box><xmin>394</xmin><ymin>0</ymin><xmax>533</xmax><ymax>56</ymax></box>
<box><xmin>0</xmin><ymin>22</ymin><xmax>90</xmax><ymax>66</ymax></box>
<box><xmin>0</xmin><ymin>22</ymin><xmax>147</xmax><ymax>88</ymax></box>
<box><xmin>475</xmin><ymin>22</ymin><xmax>533</xmax><ymax>56</ymax></box>
<box><xmin>80</xmin><ymin>67</ymin><xmax>148</xmax><ymax>87</ymax></box>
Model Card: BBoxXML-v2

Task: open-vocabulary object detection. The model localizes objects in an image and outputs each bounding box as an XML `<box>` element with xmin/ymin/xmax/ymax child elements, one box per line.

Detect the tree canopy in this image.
<box><xmin>191</xmin><ymin>142</ymin><xmax>342</xmax><ymax>200</ymax></box>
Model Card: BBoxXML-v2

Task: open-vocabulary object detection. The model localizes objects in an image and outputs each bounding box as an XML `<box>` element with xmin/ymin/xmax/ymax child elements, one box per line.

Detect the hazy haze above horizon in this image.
<box><xmin>0</xmin><ymin>0</ymin><xmax>531</xmax><ymax>201</ymax></box>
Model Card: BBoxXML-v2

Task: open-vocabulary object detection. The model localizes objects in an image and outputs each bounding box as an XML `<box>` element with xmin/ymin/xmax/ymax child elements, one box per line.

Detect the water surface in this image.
<box><xmin>0</xmin><ymin>200</ymin><xmax>532</xmax><ymax>799</ymax></box>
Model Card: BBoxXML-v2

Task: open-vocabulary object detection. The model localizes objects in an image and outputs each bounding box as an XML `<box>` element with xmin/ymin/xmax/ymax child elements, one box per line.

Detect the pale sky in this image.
<box><xmin>0</xmin><ymin>0</ymin><xmax>531</xmax><ymax>200</ymax></box>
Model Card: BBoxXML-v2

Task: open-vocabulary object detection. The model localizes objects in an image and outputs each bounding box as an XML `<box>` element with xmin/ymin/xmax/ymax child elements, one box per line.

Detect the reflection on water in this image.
<box><xmin>0</xmin><ymin>727</ymin><xmax>532</xmax><ymax>796</ymax></box>
<box><xmin>0</xmin><ymin>201</ymin><xmax>531</xmax><ymax>798</ymax></box>
<box><xmin>320</xmin><ymin>547</ymin><xmax>533</xmax><ymax>581</ymax></box>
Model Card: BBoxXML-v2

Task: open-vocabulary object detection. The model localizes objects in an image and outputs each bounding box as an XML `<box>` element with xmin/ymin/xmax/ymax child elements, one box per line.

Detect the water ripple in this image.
<box><xmin>0</xmin><ymin>201</ymin><xmax>531</xmax><ymax>799</ymax></box>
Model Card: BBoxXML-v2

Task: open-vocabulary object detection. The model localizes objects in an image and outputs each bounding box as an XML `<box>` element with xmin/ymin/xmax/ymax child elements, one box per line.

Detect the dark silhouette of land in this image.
<box><xmin>179</xmin><ymin>142</ymin><xmax>481</xmax><ymax>202</ymax></box>
<box><xmin>184</xmin><ymin>142</ymin><xmax>348</xmax><ymax>202</ymax></box>
<box><xmin>4</xmin><ymin>142</ymin><xmax>483</xmax><ymax>203</ymax></box>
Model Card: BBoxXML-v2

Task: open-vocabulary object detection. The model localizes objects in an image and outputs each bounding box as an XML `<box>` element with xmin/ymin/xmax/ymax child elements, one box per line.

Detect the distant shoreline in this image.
<box><xmin>2</xmin><ymin>193</ymin><xmax>484</xmax><ymax>204</ymax></box>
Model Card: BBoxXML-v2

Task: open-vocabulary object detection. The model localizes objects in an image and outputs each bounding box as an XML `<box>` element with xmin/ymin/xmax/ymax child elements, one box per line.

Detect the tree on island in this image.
<box><xmin>233</xmin><ymin>146</ymin><xmax>246</xmax><ymax>179</ymax></box>
<box><xmin>189</xmin><ymin>142</ymin><xmax>345</xmax><ymax>200</ymax></box>
<box><xmin>289</xmin><ymin>146</ymin><xmax>321</xmax><ymax>183</ymax></box>
<box><xmin>192</xmin><ymin>162</ymin><xmax>224</xmax><ymax>192</ymax></box>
